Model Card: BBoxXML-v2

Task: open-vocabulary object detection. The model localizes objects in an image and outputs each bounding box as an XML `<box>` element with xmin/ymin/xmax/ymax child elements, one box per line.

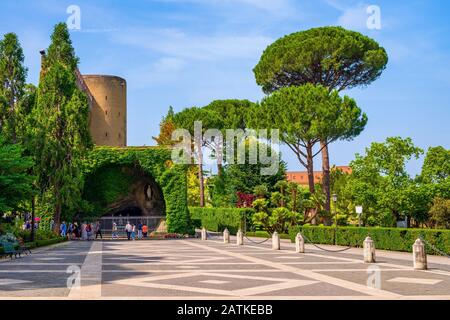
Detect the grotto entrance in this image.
<box><xmin>84</xmin><ymin>164</ymin><xmax>167</xmax><ymax>233</ymax></box>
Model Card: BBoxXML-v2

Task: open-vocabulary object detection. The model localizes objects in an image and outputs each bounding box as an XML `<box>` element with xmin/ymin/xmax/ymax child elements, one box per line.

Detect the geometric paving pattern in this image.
<box><xmin>1</xmin><ymin>237</ymin><xmax>450</xmax><ymax>299</ymax></box>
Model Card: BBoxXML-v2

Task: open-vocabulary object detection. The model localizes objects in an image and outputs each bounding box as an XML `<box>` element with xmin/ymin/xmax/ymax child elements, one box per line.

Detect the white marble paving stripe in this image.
<box><xmin>183</xmin><ymin>240</ymin><xmax>402</xmax><ymax>298</ymax></box>
<box><xmin>68</xmin><ymin>241</ymin><xmax>103</xmax><ymax>299</ymax></box>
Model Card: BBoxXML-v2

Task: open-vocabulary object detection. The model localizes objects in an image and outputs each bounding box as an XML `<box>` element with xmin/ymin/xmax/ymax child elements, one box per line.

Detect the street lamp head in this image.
<box><xmin>332</xmin><ymin>194</ymin><xmax>338</xmax><ymax>203</ymax></box>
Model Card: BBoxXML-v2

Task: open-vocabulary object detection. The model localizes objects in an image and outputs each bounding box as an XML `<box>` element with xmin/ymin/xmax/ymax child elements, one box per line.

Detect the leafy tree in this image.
<box><xmin>421</xmin><ymin>146</ymin><xmax>450</xmax><ymax>184</ymax></box>
<box><xmin>429</xmin><ymin>198</ymin><xmax>450</xmax><ymax>229</ymax></box>
<box><xmin>153</xmin><ymin>106</ymin><xmax>176</xmax><ymax>147</ymax></box>
<box><xmin>349</xmin><ymin>137</ymin><xmax>423</xmax><ymax>226</ymax></box>
<box><xmin>253</xmin><ymin>184</ymin><xmax>269</xmax><ymax>199</ymax></box>
<box><xmin>173</xmin><ymin>106</ymin><xmax>221</xmax><ymax>207</ymax></box>
<box><xmin>208</xmin><ymin>138</ymin><xmax>286</xmax><ymax>207</ymax></box>
<box><xmin>0</xmin><ymin>135</ymin><xmax>34</xmax><ymax>213</ymax></box>
<box><xmin>0</xmin><ymin>33</ymin><xmax>27</xmax><ymax>143</ymax></box>
<box><xmin>252</xmin><ymin>207</ymin><xmax>302</xmax><ymax>234</ymax></box>
<box><xmin>253</xmin><ymin>26</ymin><xmax>386</xmax><ymax>217</ymax></box>
<box><xmin>32</xmin><ymin>23</ymin><xmax>92</xmax><ymax>232</ymax></box>
<box><xmin>253</xmin><ymin>26</ymin><xmax>388</xmax><ymax>94</ymax></box>
<box><xmin>203</xmin><ymin>99</ymin><xmax>255</xmax><ymax>175</ymax></box>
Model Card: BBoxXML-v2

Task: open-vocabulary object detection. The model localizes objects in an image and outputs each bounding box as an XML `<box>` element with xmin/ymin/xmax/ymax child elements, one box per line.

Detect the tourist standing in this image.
<box><xmin>112</xmin><ymin>222</ymin><xmax>118</xmax><ymax>240</ymax></box>
<box><xmin>60</xmin><ymin>221</ymin><xmax>67</xmax><ymax>237</ymax></box>
<box><xmin>95</xmin><ymin>221</ymin><xmax>103</xmax><ymax>240</ymax></box>
<box><xmin>86</xmin><ymin>223</ymin><xmax>92</xmax><ymax>241</ymax></box>
<box><xmin>142</xmin><ymin>224</ymin><xmax>148</xmax><ymax>238</ymax></box>
<box><xmin>81</xmin><ymin>223</ymin><xmax>87</xmax><ymax>240</ymax></box>
<box><xmin>125</xmin><ymin>222</ymin><xmax>132</xmax><ymax>240</ymax></box>
<box><xmin>131</xmin><ymin>224</ymin><xmax>136</xmax><ymax>241</ymax></box>
<box><xmin>73</xmin><ymin>222</ymin><xmax>80</xmax><ymax>240</ymax></box>
<box><xmin>137</xmin><ymin>221</ymin><xmax>143</xmax><ymax>240</ymax></box>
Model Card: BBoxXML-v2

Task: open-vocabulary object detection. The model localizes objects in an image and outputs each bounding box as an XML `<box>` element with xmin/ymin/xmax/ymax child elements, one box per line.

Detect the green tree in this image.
<box><xmin>0</xmin><ymin>134</ymin><xmax>34</xmax><ymax>214</ymax></box>
<box><xmin>421</xmin><ymin>146</ymin><xmax>450</xmax><ymax>184</ymax></box>
<box><xmin>0</xmin><ymin>33</ymin><xmax>28</xmax><ymax>143</ymax></box>
<box><xmin>203</xmin><ymin>99</ymin><xmax>255</xmax><ymax>175</ymax></box>
<box><xmin>153</xmin><ymin>106</ymin><xmax>176</xmax><ymax>147</ymax></box>
<box><xmin>32</xmin><ymin>23</ymin><xmax>92</xmax><ymax>232</ymax></box>
<box><xmin>350</xmin><ymin>137</ymin><xmax>423</xmax><ymax>226</ymax></box>
<box><xmin>429</xmin><ymin>198</ymin><xmax>450</xmax><ymax>229</ymax></box>
<box><xmin>173</xmin><ymin>106</ymin><xmax>221</xmax><ymax>207</ymax></box>
<box><xmin>253</xmin><ymin>26</ymin><xmax>386</xmax><ymax>217</ymax></box>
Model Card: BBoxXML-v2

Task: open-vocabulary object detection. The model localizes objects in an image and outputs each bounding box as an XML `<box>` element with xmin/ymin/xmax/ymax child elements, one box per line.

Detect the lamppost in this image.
<box><xmin>332</xmin><ymin>194</ymin><xmax>338</xmax><ymax>227</ymax></box>
<box><xmin>355</xmin><ymin>206</ymin><xmax>362</xmax><ymax>227</ymax></box>
<box><xmin>356</xmin><ymin>205</ymin><xmax>363</xmax><ymax>227</ymax></box>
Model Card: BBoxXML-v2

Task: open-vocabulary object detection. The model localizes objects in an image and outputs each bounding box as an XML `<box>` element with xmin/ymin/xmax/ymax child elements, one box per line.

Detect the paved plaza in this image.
<box><xmin>1</xmin><ymin>236</ymin><xmax>450</xmax><ymax>300</ymax></box>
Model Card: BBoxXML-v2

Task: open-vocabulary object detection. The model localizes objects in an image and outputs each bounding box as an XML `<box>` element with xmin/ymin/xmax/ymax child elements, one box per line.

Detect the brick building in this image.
<box><xmin>286</xmin><ymin>166</ymin><xmax>352</xmax><ymax>186</ymax></box>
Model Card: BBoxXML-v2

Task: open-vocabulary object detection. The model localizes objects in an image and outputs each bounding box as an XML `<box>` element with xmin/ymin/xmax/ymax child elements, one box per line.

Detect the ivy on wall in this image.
<box><xmin>82</xmin><ymin>146</ymin><xmax>193</xmax><ymax>234</ymax></box>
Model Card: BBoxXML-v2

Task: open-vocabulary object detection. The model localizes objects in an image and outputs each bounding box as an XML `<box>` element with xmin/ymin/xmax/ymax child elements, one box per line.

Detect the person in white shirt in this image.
<box><xmin>112</xmin><ymin>222</ymin><xmax>118</xmax><ymax>240</ymax></box>
<box><xmin>125</xmin><ymin>222</ymin><xmax>132</xmax><ymax>240</ymax></box>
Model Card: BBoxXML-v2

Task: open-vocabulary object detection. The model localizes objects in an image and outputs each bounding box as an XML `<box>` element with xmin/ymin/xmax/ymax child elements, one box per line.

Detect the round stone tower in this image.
<box><xmin>83</xmin><ymin>75</ymin><xmax>127</xmax><ymax>147</ymax></box>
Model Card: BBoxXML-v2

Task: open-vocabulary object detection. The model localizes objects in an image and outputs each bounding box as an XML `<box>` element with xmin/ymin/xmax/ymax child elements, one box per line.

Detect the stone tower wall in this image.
<box><xmin>83</xmin><ymin>75</ymin><xmax>127</xmax><ymax>147</ymax></box>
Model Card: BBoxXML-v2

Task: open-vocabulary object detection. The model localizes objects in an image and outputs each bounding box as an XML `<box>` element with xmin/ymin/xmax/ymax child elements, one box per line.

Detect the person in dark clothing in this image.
<box><xmin>95</xmin><ymin>221</ymin><xmax>103</xmax><ymax>240</ymax></box>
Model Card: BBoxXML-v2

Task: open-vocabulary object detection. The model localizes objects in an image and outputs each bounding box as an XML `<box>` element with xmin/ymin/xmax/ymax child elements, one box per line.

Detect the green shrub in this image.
<box><xmin>289</xmin><ymin>225</ymin><xmax>450</xmax><ymax>255</ymax></box>
<box><xmin>246</xmin><ymin>231</ymin><xmax>290</xmax><ymax>239</ymax></box>
<box><xmin>189</xmin><ymin>207</ymin><xmax>254</xmax><ymax>234</ymax></box>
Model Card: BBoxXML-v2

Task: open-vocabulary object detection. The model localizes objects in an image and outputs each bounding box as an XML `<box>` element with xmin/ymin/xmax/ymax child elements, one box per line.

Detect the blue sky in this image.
<box><xmin>1</xmin><ymin>0</ymin><xmax>449</xmax><ymax>176</ymax></box>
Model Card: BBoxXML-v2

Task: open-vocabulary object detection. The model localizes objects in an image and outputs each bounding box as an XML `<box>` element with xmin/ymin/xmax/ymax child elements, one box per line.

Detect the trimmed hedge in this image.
<box><xmin>0</xmin><ymin>237</ymin><xmax>67</xmax><ymax>255</ymax></box>
<box><xmin>26</xmin><ymin>237</ymin><xmax>68</xmax><ymax>249</ymax></box>
<box><xmin>289</xmin><ymin>225</ymin><xmax>450</xmax><ymax>255</ymax></box>
<box><xmin>246</xmin><ymin>231</ymin><xmax>290</xmax><ymax>240</ymax></box>
<box><xmin>189</xmin><ymin>207</ymin><xmax>254</xmax><ymax>234</ymax></box>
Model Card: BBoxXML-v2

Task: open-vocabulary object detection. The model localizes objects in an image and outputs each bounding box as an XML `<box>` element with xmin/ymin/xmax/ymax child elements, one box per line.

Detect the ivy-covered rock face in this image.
<box><xmin>81</xmin><ymin>146</ymin><xmax>193</xmax><ymax>234</ymax></box>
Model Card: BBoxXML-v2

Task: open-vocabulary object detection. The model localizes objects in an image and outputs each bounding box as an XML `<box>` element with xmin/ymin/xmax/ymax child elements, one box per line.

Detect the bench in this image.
<box><xmin>16</xmin><ymin>240</ymin><xmax>32</xmax><ymax>255</ymax></box>
<box><xmin>0</xmin><ymin>242</ymin><xmax>21</xmax><ymax>259</ymax></box>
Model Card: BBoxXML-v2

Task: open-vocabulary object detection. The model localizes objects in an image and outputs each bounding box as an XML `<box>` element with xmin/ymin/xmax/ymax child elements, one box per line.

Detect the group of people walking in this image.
<box><xmin>60</xmin><ymin>221</ymin><xmax>103</xmax><ymax>240</ymax></box>
<box><xmin>120</xmin><ymin>221</ymin><xmax>149</xmax><ymax>240</ymax></box>
<box><xmin>60</xmin><ymin>221</ymin><xmax>149</xmax><ymax>241</ymax></box>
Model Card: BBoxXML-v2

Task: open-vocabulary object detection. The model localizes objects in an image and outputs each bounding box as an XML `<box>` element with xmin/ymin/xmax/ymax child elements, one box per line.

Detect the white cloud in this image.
<box><xmin>337</xmin><ymin>4</ymin><xmax>368</xmax><ymax>30</ymax></box>
<box><xmin>111</xmin><ymin>28</ymin><xmax>273</xmax><ymax>61</ymax></box>
<box><xmin>323</xmin><ymin>0</ymin><xmax>372</xmax><ymax>31</ymax></box>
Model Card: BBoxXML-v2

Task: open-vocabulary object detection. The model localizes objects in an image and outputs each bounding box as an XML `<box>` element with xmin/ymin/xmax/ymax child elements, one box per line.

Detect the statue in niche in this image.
<box><xmin>145</xmin><ymin>184</ymin><xmax>153</xmax><ymax>201</ymax></box>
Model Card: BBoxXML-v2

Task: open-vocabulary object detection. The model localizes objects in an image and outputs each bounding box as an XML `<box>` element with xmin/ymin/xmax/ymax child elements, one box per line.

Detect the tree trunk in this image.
<box><xmin>306</xmin><ymin>143</ymin><xmax>317</xmax><ymax>224</ymax></box>
<box><xmin>30</xmin><ymin>196</ymin><xmax>36</xmax><ymax>241</ymax></box>
<box><xmin>53</xmin><ymin>200</ymin><xmax>62</xmax><ymax>234</ymax></box>
<box><xmin>321</xmin><ymin>141</ymin><xmax>332</xmax><ymax>225</ymax></box>
<box><xmin>292</xmin><ymin>189</ymin><xmax>297</xmax><ymax>212</ymax></box>
<box><xmin>306</xmin><ymin>143</ymin><xmax>315</xmax><ymax>194</ymax></box>
<box><xmin>217</xmin><ymin>163</ymin><xmax>223</xmax><ymax>177</ymax></box>
<box><xmin>197</xmin><ymin>142</ymin><xmax>205</xmax><ymax>207</ymax></box>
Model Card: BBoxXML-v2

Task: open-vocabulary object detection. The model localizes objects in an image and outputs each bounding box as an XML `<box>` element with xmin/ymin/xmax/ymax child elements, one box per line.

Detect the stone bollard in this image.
<box><xmin>413</xmin><ymin>238</ymin><xmax>427</xmax><ymax>270</ymax></box>
<box><xmin>295</xmin><ymin>233</ymin><xmax>305</xmax><ymax>253</ymax></box>
<box><xmin>363</xmin><ymin>236</ymin><xmax>376</xmax><ymax>263</ymax></box>
<box><xmin>272</xmin><ymin>232</ymin><xmax>280</xmax><ymax>250</ymax></box>
<box><xmin>201</xmin><ymin>228</ymin><xmax>207</xmax><ymax>241</ymax></box>
<box><xmin>236</xmin><ymin>229</ymin><xmax>244</xmax><ymax>246</ymax></box>
<box><xmin>223</xmin><ymin>228</ymin><xmax>230</xmax><ymax>244</ymax></box>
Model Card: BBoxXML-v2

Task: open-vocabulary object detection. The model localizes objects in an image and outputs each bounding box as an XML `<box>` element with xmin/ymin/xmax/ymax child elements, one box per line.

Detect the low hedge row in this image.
<box><xmin>0</xmin><ymin>237</ymin><xmax>67</xmax><ymax>255</ymax></box>
<box><xmin>26</xmin><ymin>237</ymin><xmax>68</xmax><ymax>249</ymax></box>
<box><xmin>288</xmin><ymin>225</ymin><xmax>450</xmax><ymax>255</ymax></box>
<box><xmin>189</xmin><ymin>207</ymin><xmax>254</xmax><ymax>234</ymax></box>
<box><xmin>246</xmin><ymin>231</ymin><xmax>290</xmax><ymax>240</ymax></box>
